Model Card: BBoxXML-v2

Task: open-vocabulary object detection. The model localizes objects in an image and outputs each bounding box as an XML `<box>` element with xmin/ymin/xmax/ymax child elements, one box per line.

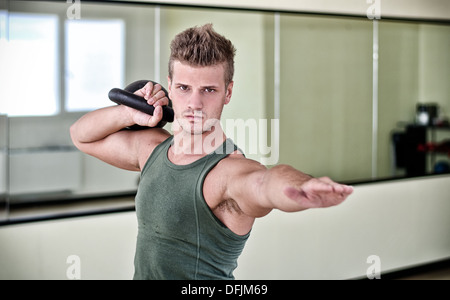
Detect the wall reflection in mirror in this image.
<box><xmin>0</xmin><ymin>0</ymin><xmax>449</xmax><ymax>222</ymax></box>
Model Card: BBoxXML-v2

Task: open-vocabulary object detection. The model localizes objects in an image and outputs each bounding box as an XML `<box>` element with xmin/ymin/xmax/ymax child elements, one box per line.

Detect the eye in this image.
<box><xmin>178</xmin><ymin>85</ymin><xmax>189</xmax><ymax>92</ymax></box>
<box><xmin>204</xmin><ymin>88</ymin><xmax>215</xmax><ymax>93</ymax></box>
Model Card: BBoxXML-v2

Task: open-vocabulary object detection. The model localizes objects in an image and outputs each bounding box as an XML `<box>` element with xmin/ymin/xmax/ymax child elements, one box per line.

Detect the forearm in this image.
<box><xmin>261</xmin><ymin>164</ymin><xmax>313</xmax><ymax>212</ymax></box>
<box><xmin>260</xmin><ymin>164</ymin><xmax>352</xmax><ymax>212</ymax></box>
<box><xmin>70</xmin><ymin>105</ymin><xmax>133</xmax><ymax>145</ymax></box>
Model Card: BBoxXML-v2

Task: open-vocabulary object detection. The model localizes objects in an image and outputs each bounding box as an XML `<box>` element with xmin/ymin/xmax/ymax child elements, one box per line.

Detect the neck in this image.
<box><xmin>171</xmin><ymin>124</ymin><xmax>226</xmax><ymax>157</ymax></box>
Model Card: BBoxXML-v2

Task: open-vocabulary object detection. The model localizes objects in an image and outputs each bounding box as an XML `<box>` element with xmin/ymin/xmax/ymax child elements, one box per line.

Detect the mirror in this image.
<box><xmin>0</xmin><ymin>0</ymin><xmax>449</xmax><ymax>222</ymax></box>
<box><xmin>278</xmin><ymin>15</ymin><xmax>373</xmax><ymax>182</ymax></box>
<box><xmin>1</xmin><ymin>0</ymin><xmax>157</xmax><ymax>221</ymax></box>
<box><xmin>378</xmin><ymin>20</ymin><xmax>450</xmax><ymax>179</ymax></box>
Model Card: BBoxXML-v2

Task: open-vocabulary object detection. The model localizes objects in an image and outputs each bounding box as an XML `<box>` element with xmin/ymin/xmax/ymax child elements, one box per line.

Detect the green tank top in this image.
<box><xmin>133</xmin><ymin>136</ymin><xmax>250</xmax><ymax>280</ymax></box>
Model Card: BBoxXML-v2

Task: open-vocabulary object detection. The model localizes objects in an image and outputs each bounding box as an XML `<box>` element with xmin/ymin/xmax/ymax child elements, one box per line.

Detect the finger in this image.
<box><xmin>317</xmin><ymin>176</ymin><xmax>336</xmax><ymax>185</ymax></box>
<box><xmin>331</xmin><ymin>183</ymin><xmax>354</xmax><ymax>196</ymax></box>
<box><xmin>316</xmin><ymin>177</ymin><xmax>353</xmax><ymax>195</ymax></box>
<box><xmin>300</xmin><ymin>181</ymin><xmax>348</xmax><ymax>204</ymax></box>
<box><xmin>147</xmin><ymin>105</ymin><xmax>163</xmax><ymax>127</ymax></box>
<box><xmin>330</xmin><ymin>184</ymin><xmax>346</xmax><ymax>195</ymax></box>
<box><xmin>148</xmin><ymin>90</ymin><xmax>168</xmax><ymax>106</ymax></box>
<box><xmin>141</xmin><ymin>81</ymin><xmax>155</xmax><ymax>100</ymax></box>
<box><xmin>152</xmin><ymin>97</ymin><xmax>169</xmax><ymax>108</ymax></box>
<box><xmin>152</xmin><ymin>83</ymin><xmax>162</xmax><ymax>95</ymax></box>
<box><xmin>347</xmin><ymin>185</ymin><xmax>354</xmax><ymax>193</ymax></box>
<box><xmin>341</xmin><ymin>185</ymin><xmax>354</xmax><ymax>195</ymax></box>
<box><xmin>132</xmin><ymin>81</ymin><xmax>152</xmax><ymax>98</ymax></box>
<box><xmin>303</xmin><ymin>178</ymin><xmax>334</xmax><ymax>193</ymax></box>
<box><xmin>146</xmin><ymin>84</ymin><xmax>162</xmax><ymax>101</ymax></box>
<box><xmin>133</xmin><ymin>86</ymin><xmax>146</xmax><ymax>97</ymax></box>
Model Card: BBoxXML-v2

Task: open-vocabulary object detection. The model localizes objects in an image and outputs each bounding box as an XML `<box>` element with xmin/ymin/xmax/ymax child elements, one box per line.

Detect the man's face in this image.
<box><xmin>168</xmin><ymin>61</ymin><xmax>233</xmax><ymax>135</ymax></box>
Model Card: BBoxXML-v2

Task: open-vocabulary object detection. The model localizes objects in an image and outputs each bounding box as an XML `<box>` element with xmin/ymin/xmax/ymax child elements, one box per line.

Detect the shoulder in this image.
<box><xmin>205</xmin><ymin>151</ymin><xmax>265</xmax><ymax>195</ymax></box>
<box><xmin>208</xmin><ymin>150</ymin><xmax>267</xmax><ymax>182</ymax></box>
<box><xmin>135</xmin><ymin>128</ymin><xmax>171</xmax><ymax>170</ymax></box>
<box><xmin>221</xmin><ymin>152</ymin><xmax>267</xmax><ymax>174</ymax></box>
<box><xmin>135</xmin><ymin>127</ymin><xmax>171</xmax><ymax>144</ymax></box>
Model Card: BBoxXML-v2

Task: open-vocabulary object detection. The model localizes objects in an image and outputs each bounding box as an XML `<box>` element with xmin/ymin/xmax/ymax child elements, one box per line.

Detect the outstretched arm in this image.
<box><xmin>260</xmin><ymin>164</ymin><xmax>353</xmax><ymax>212</ymax></box>
<box><xmin>226</xmin><ymin>159</ymin><xmax>353</xmax><ymax>217</ymax></box>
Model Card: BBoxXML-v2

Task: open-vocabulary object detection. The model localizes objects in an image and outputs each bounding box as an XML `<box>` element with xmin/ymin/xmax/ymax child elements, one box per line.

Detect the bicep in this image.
<box><xmin>225</xmin><ymin>159</ymin><xmax>272</xmax><ymax>218</ymax></box>
<box><xmin>76</xmin><ymin>128</ymin><xmax>168</xmax><ymax>172</ymax></box>
<box><xmin>75</xmin><ymin>129</ymin><xmax>141</xmax><ymax>171</ymax></box>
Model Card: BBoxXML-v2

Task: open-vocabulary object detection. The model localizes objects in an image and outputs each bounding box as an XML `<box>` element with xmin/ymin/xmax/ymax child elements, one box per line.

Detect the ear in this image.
<box><xmin>225</xmin><ymin>81</ymin><xmax>233</xmax><ymax>105</ymax></box>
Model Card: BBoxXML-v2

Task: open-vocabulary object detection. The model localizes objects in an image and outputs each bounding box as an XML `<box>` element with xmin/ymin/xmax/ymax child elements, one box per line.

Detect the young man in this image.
<box><xmin>70</xmin><ymin>24</ymin><xmax>353</xmax><ymax>280</ymax></box>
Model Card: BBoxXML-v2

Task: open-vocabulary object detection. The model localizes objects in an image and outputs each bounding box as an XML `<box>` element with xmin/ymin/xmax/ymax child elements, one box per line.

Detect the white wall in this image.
<box><xmin>1</xmin><ymin>175</ymin><xmax>449</xmax><ymax>280</ymax></box>
<box><xmin>236</xmin><ymin>175</ymin><xmax>450</xmax><ymax>279</ymax></box>
<box><xmin>0</xmin><ymin>212</ymin><xmax>137</xmax><ymax>280</ymax></box>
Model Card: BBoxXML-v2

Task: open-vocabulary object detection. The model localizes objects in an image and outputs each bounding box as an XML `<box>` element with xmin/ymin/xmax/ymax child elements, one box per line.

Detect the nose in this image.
<box><xmin>187</xmin><ymin>91</ymin><xmax>203</xmax><ymax>111</ymax></box>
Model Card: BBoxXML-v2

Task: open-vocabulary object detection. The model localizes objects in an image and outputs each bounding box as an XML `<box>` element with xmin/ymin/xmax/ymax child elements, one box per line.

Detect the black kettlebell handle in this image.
<box><xmin>108</xmin><ymin>80</ymin><xmax>174</xmax><ymax>124</ymax></box>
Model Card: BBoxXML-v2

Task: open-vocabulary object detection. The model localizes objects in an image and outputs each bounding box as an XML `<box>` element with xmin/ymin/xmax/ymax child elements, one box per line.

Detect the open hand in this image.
<box><xmin>283</xmin><ymin>177</ymin><xmax>353</xmax><ymax>209</ymax></box>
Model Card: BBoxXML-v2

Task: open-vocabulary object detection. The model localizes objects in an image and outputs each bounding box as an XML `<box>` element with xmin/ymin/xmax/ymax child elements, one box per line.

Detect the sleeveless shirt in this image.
<box><xmin>133</xmin><ymin>136</ymin><xmax>250</xmax><ymax>280</ymax></box>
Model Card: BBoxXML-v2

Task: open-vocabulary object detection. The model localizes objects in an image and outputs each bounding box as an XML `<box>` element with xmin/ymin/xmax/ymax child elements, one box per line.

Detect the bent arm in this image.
<box><xmin>70</xmin><ymin>82</ymin><xmax>170</xmax><ymax>171</ymax></box>
<box><xmin>70</xmin><ymin>105</ymin><xmax>133</xmax><ymax>145</ymax></box>
<box><xmin>70</xmin><ymin>105</ymin><xmax>143</xmax><ymax>171</ymax></box>
<box><xmin>71</xmin><ymin>81</ymin><xmax>167</xmax><ymax>145</ymax></box>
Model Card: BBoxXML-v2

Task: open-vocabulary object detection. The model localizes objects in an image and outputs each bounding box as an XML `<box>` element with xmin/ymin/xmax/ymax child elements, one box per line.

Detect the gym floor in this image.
<box><xmin>383</xmin><ymin>259</ymin><xmax>450</xmax><ymax>280</ymax></box>
<box><xmin>398</xmin><ymin>267</ymin><xmax>450</xmax><ymax>280</ymax></box>
<box><xmin>399</xmin><ymin>268</ymin><xmax>450</xmax><ymax>280</ymax></box>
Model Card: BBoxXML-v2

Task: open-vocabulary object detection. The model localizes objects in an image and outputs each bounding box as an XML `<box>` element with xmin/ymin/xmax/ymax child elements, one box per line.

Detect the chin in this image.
<box><xmin>175</xmin><ymin>120</ymin><xmax>205</xmax><ymax>135</ymax></box>
<box><xmin>175</xmin><ymin>117</ymin><xmax>220</xmax><ymax>135</ymax></box>
<box><xmin>189</xmin><ymin>126</ymin><xmax>206</xmax><ymax>135</ymax></box>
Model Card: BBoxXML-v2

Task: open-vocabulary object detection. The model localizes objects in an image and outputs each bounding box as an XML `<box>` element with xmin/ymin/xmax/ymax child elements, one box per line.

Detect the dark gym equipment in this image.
<box><xmin>108</xmin><ymin>80</ymin><xmax>174</xmax><ymax>128</ymax></box>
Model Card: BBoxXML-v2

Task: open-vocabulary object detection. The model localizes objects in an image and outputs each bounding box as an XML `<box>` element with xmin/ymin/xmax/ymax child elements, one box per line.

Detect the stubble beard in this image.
<box><xmin>176</xmin><ymin>110</ymin><xmax>221</xmax><ymax>136</ymax></box>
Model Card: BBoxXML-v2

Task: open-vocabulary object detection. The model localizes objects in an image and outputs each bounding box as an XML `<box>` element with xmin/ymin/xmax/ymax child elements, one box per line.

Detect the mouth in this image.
<box><xmin>183</xmin><ymin>111</ymin><xmax>204</xmax><ymax>122</ymax></box>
